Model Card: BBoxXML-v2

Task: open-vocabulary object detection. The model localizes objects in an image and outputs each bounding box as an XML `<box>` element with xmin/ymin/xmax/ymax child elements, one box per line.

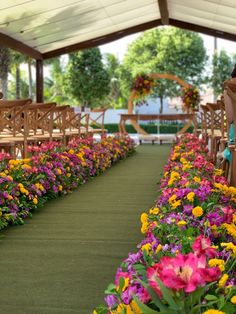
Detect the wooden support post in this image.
<box><xmin>158</xmin><ymin>0</ymin><xmax>169</xmax><ymax>25</ymax></box>
<box><xmin>36</xmin><ymin>59</ymin><xmax>44</xmax><ymax>103</ymax></box>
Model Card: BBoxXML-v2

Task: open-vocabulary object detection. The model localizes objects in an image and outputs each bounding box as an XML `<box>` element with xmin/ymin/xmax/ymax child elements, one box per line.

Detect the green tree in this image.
<box><xmin>10</xmin><ymin>50</ymin><xmax>26</xmax><ymax>99</ymax></box>
<box><xmin>44</xmin><ymin>57</ymin><xmax>72</xmax><ymax>104</ymax></box>
<box><xmin>211</xmin><ymin>50</ymin><xmax>233</xmax><ymax>97</ymax></box>
<box><xmin>0</xmin><ymin>46</ymin><xmax>11</xmax><ymax>98</ymax></box>
<box><xmin>66</xmin><ymin>48</ymin><xmax>110</xmax><ymax>107</ymax></box>
<box><xmin>122</xmin><ymin>27</ymin><xmax>207</xmax><ymax>113</ymax></box>
<box><xmin>104</xmin><ymin>53</ymin><xmax>121</xmax><ymax>107</ymax></box>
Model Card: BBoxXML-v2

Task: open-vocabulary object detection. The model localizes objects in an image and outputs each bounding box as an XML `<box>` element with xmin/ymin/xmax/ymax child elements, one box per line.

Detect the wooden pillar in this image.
<box><xmin>36</xmin><ymin>59</ymin><xmax>44</xmax><ymax>103</ymax></box>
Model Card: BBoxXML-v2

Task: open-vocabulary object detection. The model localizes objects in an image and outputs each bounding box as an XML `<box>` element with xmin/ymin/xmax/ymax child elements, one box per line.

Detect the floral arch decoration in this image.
<box><xmin>128</xmin><ymin>73</ymin><xmax>195</xmax><ymax>135</ymax></box>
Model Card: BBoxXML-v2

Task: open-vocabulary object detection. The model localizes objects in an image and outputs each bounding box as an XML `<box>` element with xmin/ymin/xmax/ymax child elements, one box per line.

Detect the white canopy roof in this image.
<box><xmin>0</xmin><ymin>0</ymin><xmax>236</xmax><ymax>59</ymax></box>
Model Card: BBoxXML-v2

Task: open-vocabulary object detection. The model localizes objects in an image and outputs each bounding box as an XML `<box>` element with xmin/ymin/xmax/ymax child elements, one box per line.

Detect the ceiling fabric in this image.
<box><xmin>0</xmin><ymin>0</ymin><xmax>235</xmax><ymax>58</ymax></box>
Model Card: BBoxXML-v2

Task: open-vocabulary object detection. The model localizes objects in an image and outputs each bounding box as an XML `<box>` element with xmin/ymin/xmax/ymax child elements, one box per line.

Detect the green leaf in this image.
<box><xmin>155</xmin><ymin>277</ymin><xmax>179</xmax><ymax>310</ymax></box>
<box><xmin>190</xmin><ymin>287</ymin><xmax>205</xmax><ymax>304</ymax></box>
<box><xmin>138</xmin><ymin>279</ymin><xmax>168</xmax><ymax>312</ymax></box>
<box><xmin>204</xmin><ymin>294</ymin><xmax>218</xmax><ymax>301</ymax></box>
<box><xmin>118</xmin><ymin>277</ymin><xmax>125</xmax><ymax>294</ymax></box>
<box><xmin>221</xmin><ymin>302</ymin><xmax>236</xmax><ymax>314</ymax></box>
<box><xmin>133</xmin><ymin>295</ymin><xmax>163</xmax><ymax>314</ymax></box>
<box><xmin>104</xmin><ymin>283</ymin><xmax>116</xmax><ymax>295</ymax></box>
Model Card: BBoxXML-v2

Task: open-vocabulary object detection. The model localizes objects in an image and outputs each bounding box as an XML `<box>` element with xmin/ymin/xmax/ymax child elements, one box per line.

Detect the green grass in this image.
<box><xmin>0</xmin><ymin>144</ymin><xmax>170</xmax><ymax>314</ymax></box>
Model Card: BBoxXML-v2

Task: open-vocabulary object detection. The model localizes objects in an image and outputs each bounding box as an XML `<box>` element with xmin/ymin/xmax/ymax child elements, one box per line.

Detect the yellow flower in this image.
<box><xmin>231</xmin><ymin>295</ymin><xmax>236</xmax><ymax>304</ymax></box>
<box><xmin>22</xmin><ymin>164</ymin><xmax>31</xmax><ymax>170</ymax></box>
<box><xmin>192</xmin><ymin>206</ymin><xmax>203</xmax><ymax>218</ymax></box>
<box><xmin>186</xmin><ymin>192</ymin><xmax>195</xmax><ymax>202</ymax></box>
<box><xmin>149</xmin><ymin>207</ymin><xmax>159</xmax><ymax>215</ymax></box>
<box><xmin>0</xmin><ymin>210</ymin><xmax>2</xmax><ymax>217</ymax></box>
<box><xmin>177</xmin><ymin>220</ymin><xmax>187</xmax><ymax>227</ymax></box>
<box><xmin>221</xmin><ymin>242</ymin><xmax>236</xmax><ymax>257</ymax></box>
<box><xmin>171</xmin><ymin>200</ymin><xmax>181</xmax><ymax>209</ymax></box>
<box><xmin>180</xmin><ymin>157</ymin><xmax>187</xmax><ymax>164</ymax></box>
<box><xmin>214</xmin><ymin>168</ymin><xmax>223</xmax><ymax>176</ymax></box>
<box><xmin>68</xmin><ymin>149</ymin><xmax>75</xmax><ymax>154</ymax></box>
<box><xmin>140</xmin><ymin>213</ymin><xmax>148</xmax><ymax>223</ymax></box>
<box><xmin>33</xmin><ymin>197</ymin><xmax>38</xmax><ymax>205</ymax></box>
<box><xmin>57</xmin><ymin>168</ymin><xmax>62</xmax><ymax>175</ymax></box>
<box><xmin>223</xmin><ymin>223</ymin><xmax>236</xmax><ymax>239</ymax></box>
<box><xmin>208</xmin><ymin>259</ymin><xmax>225</xmax><ymax>271</ymax></box>
<box><xmin>182</xmin><ymin>163</ymin><xmax>192</xmax><ymax>171</ymax></box>
<box><xmin>156</xmin><ymin>244</ymin><xmax>162</xmax><ymax>253</ymax></box>
<box><xmin>141</xmin><ymin>222</ymin><xmax>149</xmax><ymax>234</ymax></box>
<box><xmin>128</xmin><ymin>300</ymin><xmax>142</xmax><ymax>314</ymax></box>
<box><xmin>202</xmin><ymin>310</ymin><xmax>225</xmax><ymax>314</ymax></box>
<box><xmin>66</xmin><ymin>173</ymin><xmax>71</xmax><ymax>177</ymax></box>
<box><xmin>168</xmin><ymin>194</ymin><xmax>177</xmax><ymax>204</ymax></box>
<box><xmin>218</xmin><ymin>273</ymin><xmax>229</xmax><ymax>288</ymax></box>
<box><xmin>93</xmin><ymin>311</ymin><xmax>97</xmax><ymax>314</ymax></box>
<box><xmin>141</xmin><ymin>243</ymin><xmax>152</xmax><ymax>254</ymax></box>
<box><xmin>58</xmin><ymin>185</ymin><xmax>63</xmax><ymax>191</ymax></box>
<box><xmin>7</xmin><ymin>195</ymin><xmax>13</xmax><ymax>201</ymax></box>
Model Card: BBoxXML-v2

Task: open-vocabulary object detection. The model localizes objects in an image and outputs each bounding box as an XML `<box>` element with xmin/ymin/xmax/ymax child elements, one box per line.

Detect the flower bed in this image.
<box><xmin>94</xmin><ymin>134</ymin><xmax>236</xmax><ymax>314</ymax></box>
<box><xmin>0</xmin><ymin>135</ymin><xmax>135</xmax><ymax>231</ymax></box>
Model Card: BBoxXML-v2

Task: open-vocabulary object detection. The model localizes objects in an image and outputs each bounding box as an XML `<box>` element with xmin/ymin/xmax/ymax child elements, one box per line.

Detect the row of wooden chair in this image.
<box><xmin>197</xmin><ymin>82</ymin><xmax>236</xmax><ymax>186</ymax></box>
<box><xmin>0</xmin><ymin>99</ymin><xmax>107</xmax><ymax>158</ymax></box>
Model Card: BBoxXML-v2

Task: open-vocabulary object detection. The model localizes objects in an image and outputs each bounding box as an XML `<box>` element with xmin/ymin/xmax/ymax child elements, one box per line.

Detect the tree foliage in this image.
<box><xmin>122</xmin><ymin>27</ymin><xmax>207</xmax><ymax>112</ymax></box>
<box><xmin>0</xmin><ymin>46</ymin><xmax>11</xmax><ymax>98</ymax></box>
<box><xmin>211</xmin><ymin>50</ymin><xmax>234</xmax><ymax>97</ymax></box>
<box><xmin>66</xmin><ymin>48</ymin><xmax>110</xmax><ymax>107</ymax></box>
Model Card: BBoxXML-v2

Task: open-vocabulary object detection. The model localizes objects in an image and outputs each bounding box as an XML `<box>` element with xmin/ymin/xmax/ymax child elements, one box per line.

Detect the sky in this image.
<box><xmin>99</xmin><ymin>31</ymin><xmax>236</xmax><ymax>61</ymax></box>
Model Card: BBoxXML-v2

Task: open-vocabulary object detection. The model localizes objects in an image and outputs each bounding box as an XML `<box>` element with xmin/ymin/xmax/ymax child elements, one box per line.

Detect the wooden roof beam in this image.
<box><xmin>42</xmin><ymin>19</ymin><xmax>162</xmax><ymax>59</ymax></box>
<box><xmin>0</xmin><ymin>32</ymin><xmax>42</xmax><ymax>60</ymax></box>
<box><xmin>158</xmin><ymin>0</ymin><xmax>169</xmax><ymax>25</ymax></box>
<box><xmin>170</xmin><ymin>19</ymin><xmax>236</xmax><ymax>43</ymax></box>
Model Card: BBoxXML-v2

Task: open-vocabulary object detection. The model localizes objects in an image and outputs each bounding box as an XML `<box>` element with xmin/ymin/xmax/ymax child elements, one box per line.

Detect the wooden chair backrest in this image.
<box><xmin>200</xmin><ymin>104</ymin><xmax>211</xmax><ymax>134</ymax></box>
<box><xmin>27</xmin><ymin>102</ymin><xmax>57</xmax><ymax>135</ymax></box>
<box><xmin>0</xmin><ymin>101</ymin><xmax>31</xmax><ymax>137</ymax></box>
<box><xmin>0</xmin><ymin>98</ymin><xmax>32</xmax><ymax>106</ymax></box>
<box><xmin>206</xmin><ymin>102</ymin><xmax>224</xmax><ymax>135</ymax></box>
<box><xmin>89</xmin><ymin>108</ymin><xmax>106</xmax><ymax>129</ymax></box>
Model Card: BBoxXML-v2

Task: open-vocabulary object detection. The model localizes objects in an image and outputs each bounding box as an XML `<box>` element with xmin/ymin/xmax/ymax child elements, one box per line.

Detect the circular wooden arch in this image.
<box><xmin>128</xmin><ymin>73</ymin><xmax>191</xmax><ymax>135</ymax></box>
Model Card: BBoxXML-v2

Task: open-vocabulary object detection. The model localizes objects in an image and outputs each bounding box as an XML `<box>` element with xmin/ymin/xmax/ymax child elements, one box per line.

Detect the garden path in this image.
<box><xmin>0</xmin><ymin>144</ymin><xmax>170</xmax><ymax>314</ymax></box>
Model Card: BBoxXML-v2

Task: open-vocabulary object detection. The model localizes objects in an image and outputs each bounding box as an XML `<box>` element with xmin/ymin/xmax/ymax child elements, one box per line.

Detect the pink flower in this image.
<box><xmin>192</xmin><ymin>236</ymin><xmax>217</xmax><ymax>258</ymax></box>
<box><xmin>147</xmin><ymin>253</ymin><xmax>220</xmax><ymax>294</ymax></box>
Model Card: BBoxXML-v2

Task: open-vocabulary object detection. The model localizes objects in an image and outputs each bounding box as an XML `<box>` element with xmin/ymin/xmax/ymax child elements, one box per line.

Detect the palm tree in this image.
<box><xmin>0</xmin><ymin>46</ymin><xmax>11</xmax><ymax>98</ymax></box>
<box><xmin>10</xmin><ymin>51</ymin><xmax>26</xmax><ymax>99</ymax></box>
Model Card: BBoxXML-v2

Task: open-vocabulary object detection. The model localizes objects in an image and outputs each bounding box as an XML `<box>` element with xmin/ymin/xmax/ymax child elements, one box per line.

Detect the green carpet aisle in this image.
<box><xmin>0</xmin><ymin>144</ymin><xmax>170</xmax><ymax>314</ymax></box>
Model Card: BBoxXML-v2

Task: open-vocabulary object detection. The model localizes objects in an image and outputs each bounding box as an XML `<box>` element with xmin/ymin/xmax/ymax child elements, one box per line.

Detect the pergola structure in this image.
<box><xmin>1</xmin><ymin>0</ymin><xmax>236</xmax><ymax>102</ymax></box>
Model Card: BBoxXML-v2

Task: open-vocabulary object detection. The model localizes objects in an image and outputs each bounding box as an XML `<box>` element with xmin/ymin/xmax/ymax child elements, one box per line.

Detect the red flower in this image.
<box><xmin>147</xmin><ymin>253</ymin><xmax>220</xmax><ymax>294</ymax></box>
<box><xmin>192</xmin><ymin>235</ymin><xmax>217</xmax><ymax>258</ymax></box>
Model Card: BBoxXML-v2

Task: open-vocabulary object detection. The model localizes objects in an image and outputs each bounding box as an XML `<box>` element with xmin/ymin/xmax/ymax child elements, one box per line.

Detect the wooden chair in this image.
<box><xmin>200</xmin><ymin>104</ymin><xmax>212</xmax><ymax>142</ymax></box>
<box><xmin>223</xmin><ymin>82</ymin><xmax>236</xmax><ymax>186</ymax></box>
<box><xmin>65</xmin><ymin>108</ymin><xmax>90</xmax><ymax>141</ymax></box>
<box><xmin>206</xmin><ymin>102</ymin><xmax>226</xmax><ymax>163</ymax></box>
<box><xmin>88</xmin><ymin>108</ymin><xmax>107</xmax><ymax>136</ymax></box>
<box><xmin>0</xmin><ymin>98</ymin><xmax>34</xmax><ymax>158</ymax></box>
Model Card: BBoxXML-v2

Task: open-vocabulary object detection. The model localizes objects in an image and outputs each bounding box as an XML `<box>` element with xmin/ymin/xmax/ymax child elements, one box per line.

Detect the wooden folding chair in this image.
<box><xmin>0</xmin><ymin>99</ymin><xmax>33</xmax><ymax>158</ymax></box>
<box><xmin>88</xmin><ymin>108</ymin><xmax>107</xmax><ymax>136</ymax></box>
<box><xmin>206</xmin><ymin>102</ymin><xmax>226</xmax><ymax>163</ymax></box>
<box><xmin>200</xmin><ymin>104</ymin><xmax>212</xmax><ymax>142</ymax></box>
<box><xmin>224</xmin><ymin>83</ymin><xmax>236</xmax><ymax>186</ymax></box>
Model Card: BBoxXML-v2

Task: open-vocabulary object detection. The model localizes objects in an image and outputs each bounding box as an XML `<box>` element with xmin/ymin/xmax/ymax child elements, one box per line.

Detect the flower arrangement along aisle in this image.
<box><xmin>182</xmin><ymin>85</ymin><xmax>201</xmax><ymax>111</ymax></box>
<box><xmin>132</xmin><ymin>74</ymin><xmax>155</xmax><ymax>107</ymax></box>
<box><xmin>0</xmin><ymin>135</ymin><xmax>135</xmax><ymax>231</ymax></box>
<box><xmin>94</xmin><ymin>134</ymin><xmax>236</xmax><ymax>314</ymax></box>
